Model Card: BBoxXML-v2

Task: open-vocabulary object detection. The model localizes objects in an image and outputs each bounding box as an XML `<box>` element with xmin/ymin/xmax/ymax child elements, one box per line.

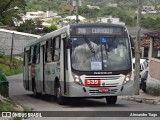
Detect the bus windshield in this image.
<box><xmin>71</xmin><ymin>36</ymin><xmax>131</xmax><ymax>71</ymax></box>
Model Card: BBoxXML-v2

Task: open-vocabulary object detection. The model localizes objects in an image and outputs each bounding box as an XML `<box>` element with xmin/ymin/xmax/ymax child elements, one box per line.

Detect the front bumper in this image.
<box><xmin>66</xmin><ymin>80</ymin><xmax>134</xmax><ymax>97</ymax></box>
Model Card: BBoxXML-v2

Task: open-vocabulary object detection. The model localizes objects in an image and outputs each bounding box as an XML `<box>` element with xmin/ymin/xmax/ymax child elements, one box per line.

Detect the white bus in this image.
<box><xmin>23</xmin><ymin>23</ymin><xmax>134</xmax><ymax>105</ymax></box>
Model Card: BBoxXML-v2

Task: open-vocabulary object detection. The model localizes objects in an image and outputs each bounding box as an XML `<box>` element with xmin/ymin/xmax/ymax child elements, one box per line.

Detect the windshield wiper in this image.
<box><xmin>107</xmin><ymin>36</ymin><xmax>116</xmax><ymax>51</ymax></box>
<box><xmin>83</xmin><ymin>35</ymin><xmax>95</xmax><ymax>56</ymax></box>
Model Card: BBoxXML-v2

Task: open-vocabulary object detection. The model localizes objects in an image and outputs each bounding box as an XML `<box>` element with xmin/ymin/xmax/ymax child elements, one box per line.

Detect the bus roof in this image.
<box><xmin>70</xmin><ymin>23</ymin><xmax>126</xmax><ymax>28</ymax></box>
<box><xmin>24</xmin><ymin>23</ymin><xmax>126</xmax><ymax>49</ymax></box>
<box><xmin>24</xmin><ymin>25</ymin><xmax>70</xmax><ymax>48</ymax></box>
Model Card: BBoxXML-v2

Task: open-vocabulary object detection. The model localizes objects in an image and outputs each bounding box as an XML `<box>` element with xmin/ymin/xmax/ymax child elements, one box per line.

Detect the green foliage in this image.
<box><xmin>45</xmin><ymin>18</ymin><xmax>61</xmax><ymax>25</ymax></box>
<box><xmin>16</xmin><ymin>19</ymin><xmax>43</xmax><ymax>34</ymax></box>
<box><xmin>141</xmin><ymin>17</ymin><xmax>160</xmax><ymax>31</ymax></box>
<box><xmin>79</xmin><ymin>5</ymin><xmax>100</xmax><ymax>19</ymax></box>
<box><xmin>16</xmin><ymin>19</ymin><xmax>35</xmax><ymax>33</ymax></box>
<box><xmin>25</xmin><ymin>0</ymin><xmax>65</xmax><ymax>12</ymax></box>
<box><xmin>0</xmin><ymin>55</ymin><xmax>23</xmax><ymax>76</ymax></box>
<box><xmin>0</xmin><ymin>100</ymin><xmax>16</xmax><ymax>111</ymax></box>
<box><xmin>0</xmin><ymin>51</ymin><xmax>4</xmax><ymax>58</ymax></box>
<box><xmin>0</xmin><ymin>21</ymin><xmax>3</xmax><ymax>26</ymax></box>
<box><xmin>17</xmin><ymin>19</ymin><xmax>58</xmax><ymax>34</ymax></box>
<box><xmin>0</xmin><ymin>0</ymin><xmax>26</xmax><ymax>26</ymax></box>
<box><xmin>43</xmin><ymin>25</ymin><xmax>57</xmax><ymax>33</ymax></box>
<box><xmin>23</xmin><ymin>0</ymin><xmax>160</xmax><ymax>28</ymax></box>
<box><xmin>98</xmin><ymin>7</ymin><xmax>135</xmax><ymax>26</ymax></box>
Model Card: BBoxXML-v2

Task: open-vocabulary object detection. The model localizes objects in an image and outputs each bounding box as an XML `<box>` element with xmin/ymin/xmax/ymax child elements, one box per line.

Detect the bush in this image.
<box><xmin>0</xmin><ymin>55</ymin><xmax>23</xmax><ymax>76</ymax></box>
<box><xmin>0</xmin><ymin>51</ymin><xmax>4</xmax><ymax>58</ymax></box>
<box><xmin>42</xmin><ymin>25</ymin><xmax>57</xmax><ymax>33</ymax></box>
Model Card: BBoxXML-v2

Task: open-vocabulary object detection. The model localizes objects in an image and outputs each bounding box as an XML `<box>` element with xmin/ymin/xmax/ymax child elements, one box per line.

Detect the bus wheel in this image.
<box><xmin>105</xmin><ymin>96</ymin><xmax>117</xmax><ymax>105</ymax></box>
<box><xmin>55</xmin><ymin>82</ymin><xmax>65</xmax><ymax>105</ymax></box>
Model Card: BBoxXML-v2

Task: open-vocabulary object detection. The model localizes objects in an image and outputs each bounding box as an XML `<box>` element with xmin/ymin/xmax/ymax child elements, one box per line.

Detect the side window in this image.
<box><xmin>32</xmin><ymin>45</ymin><xmax>37</xmax><ymax>64</ymax></box>
<box><xmin>36</xmin><ymin>44</ymin><xmax>40</xmax><ymax>64</ymax></box>
<box><xmin>52</xmin><ymin>37</ymin><xmax>60</xmax><ymax>62</ymax></box>
<box><xmin>30</xmin><ymin>46</ymin><xmax>34</xmax><ymax>64</ymax></box>
<box><xmin>27</xmin><ymin>45</ymin><xmax>40</xmax><ymax>65</ymax></box>
<box><xmin>28</xmin><ymin>47</ymin><xmax>31</xmax><ymax>65</ymax></box>
<box><xmin>45</xmin><ymin>40</ymin><xmax>52</xmax><ymax>62</ymax></box>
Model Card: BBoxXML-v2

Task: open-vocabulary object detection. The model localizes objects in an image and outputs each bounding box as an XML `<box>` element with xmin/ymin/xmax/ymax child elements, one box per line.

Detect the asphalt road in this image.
<box><xmin>7</xmin><ymin>74</ymin><xmax>160</xmax><ymax>120</ymax></box>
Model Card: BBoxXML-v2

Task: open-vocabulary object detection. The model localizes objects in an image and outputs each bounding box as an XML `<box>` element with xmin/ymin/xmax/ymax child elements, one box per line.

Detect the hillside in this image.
<box><xmin>0</xmin><ymin>52</ymin><xmax>23</xmax><ymax>76</ymax></box>
<box><xmin>25</xmin><ymin>0</ymin><xmax>160</xmax><ymax>11</ymax></box>
<box><xmin>24</xmin><ymin>0</ymin><xmax>160</xmax><ymax>31</ymax></box>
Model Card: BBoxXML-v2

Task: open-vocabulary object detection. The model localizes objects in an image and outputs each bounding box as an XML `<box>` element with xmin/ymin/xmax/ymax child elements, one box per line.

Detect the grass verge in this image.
<box><xmin>0</xmin><ymin>54</ymin><xmax>23</xmax><ymax>76</ymax></box>
<box><xmin>0</xmin><ymin>97</ymin><xmax>29</xmax><ymax>120</ymax></box>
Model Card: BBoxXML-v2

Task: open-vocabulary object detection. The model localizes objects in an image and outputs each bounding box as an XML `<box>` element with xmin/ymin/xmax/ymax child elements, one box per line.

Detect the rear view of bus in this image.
<box><xmin>67</xmin><ymin>24</ymin><xmax>133</xmax><ymax>104</ymax></box>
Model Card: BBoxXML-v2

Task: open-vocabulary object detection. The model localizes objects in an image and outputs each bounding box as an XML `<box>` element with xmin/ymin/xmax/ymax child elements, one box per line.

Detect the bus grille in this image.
<box><xmin>84</xmin><ymin>75</ymin><xmax>122</xmax><ymax>80</ymax></box>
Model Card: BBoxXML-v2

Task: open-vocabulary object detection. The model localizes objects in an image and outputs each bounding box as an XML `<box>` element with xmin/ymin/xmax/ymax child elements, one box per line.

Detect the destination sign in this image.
<box><xmin>76</xmin><ymin>27</ymin><xmax>123</xmax><ymax>35</ymax></box>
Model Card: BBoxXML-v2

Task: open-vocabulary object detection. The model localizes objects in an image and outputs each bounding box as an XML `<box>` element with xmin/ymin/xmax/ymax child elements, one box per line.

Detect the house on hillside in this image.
<box><xmin>142</xmin><ymin>6</ymin><xmax>158</xmax><ymax>13</ymax></box>
<box><xmin>14</xmin><ymin>11</ymin><xmax>60</xmax><ymax>27</ymax></box>
<box><xmin>96</xmin><ymin>16</ymin><xmax>125</xmax><ymax>25</ymax></box>
<box><xmin>65</xmin><ymin>15</ymin><xmax>86</xmax><ymax>23</ymax></box>
<box><xmin>25</xmin><ymin>11</ymin><xmax>44</xmax><ymax>20</ymax></box>
<box><xmin>24</xmin><ymin>11</ymin><xmax>58</xmax><ymax>20</ymax></box>
<box><xmin>87</xmin><ymin>5</ymin><xmax>100</xmax><ymax>9</ymax></box>
<box><xmin>127</xmin><ymin>27</ymin><xmax>152</xmax><ymax>58</ymax></box>
<box><xmin>143</xmin><ymin>6</ymin><xmax>155</xmax><ymax>11</ymax></box>
<box><xmin>107</xmin><ymin>3</ymin><xmax>118</xmax><ymax>7</ymax></box>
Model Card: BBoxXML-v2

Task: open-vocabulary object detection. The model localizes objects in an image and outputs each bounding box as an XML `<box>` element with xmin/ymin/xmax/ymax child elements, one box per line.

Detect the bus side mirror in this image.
<box><xmin>61</xmin><ymin>33</ymin><xmax>71</xmax><ymax>49</ymax></box>
<box><xmin>65</xmin><ymin>39</ymin><xmax>71</xmax><ymax>49</ymax></box>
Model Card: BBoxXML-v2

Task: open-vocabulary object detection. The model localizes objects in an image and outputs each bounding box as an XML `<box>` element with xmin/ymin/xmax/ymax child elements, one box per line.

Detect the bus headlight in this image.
<box><xmin>123</xmin><ymin>73</ymin><xmax>131</xmax><ymax>84</ymax></box>
<box><xmin>73</xmin><ymin>75</ymin><xmax>83</xmax><ymax>85</ymax></box>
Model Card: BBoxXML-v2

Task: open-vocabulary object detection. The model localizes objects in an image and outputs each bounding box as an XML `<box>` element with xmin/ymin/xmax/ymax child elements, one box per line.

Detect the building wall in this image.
<box><xmin>149</xmin><ymin>58</ymin><xmax>160</xmax><ymax>81</ymax></box>
<box><xmin>0</xmin><ymin>31</ymin><xmax>39</xmax><ymax>55</ymax></box>
<box><xmin>146</xmin><ymin>36</ymin><xmax>160</xmax><ymax>95</ymax></box>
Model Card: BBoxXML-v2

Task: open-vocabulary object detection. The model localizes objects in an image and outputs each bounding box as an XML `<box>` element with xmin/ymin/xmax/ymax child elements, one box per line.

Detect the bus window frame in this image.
<box><xmin>45</xmin><ymin>36</ymin><xmax>61</xmax><ymax>63</ymax></box>
<box><xmin>52</xmin><ymin>36</ymin><xmax>60</xmax><ymax>62</ymax></box>
<box><xmin>35</xmin><ymin>44</ymin><xmax>40</xmax><ymax>64</ymax></box>
<box><xmin>28</xmin><ymin>47</ymin><xmax>32</xmax><ymax>65</ymax></box>
<box><xmin>45</xmin><ymin>39</ymin><xmax>52</xmax><ymax>63</ymax></box>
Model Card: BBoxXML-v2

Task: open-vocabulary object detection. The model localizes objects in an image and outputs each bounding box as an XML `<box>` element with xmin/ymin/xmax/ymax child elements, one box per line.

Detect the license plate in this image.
<box><xmin>85</xmin><ymin>80</ymin><xmax>100</xmax><ymax>86</ymax></box>
<box><xmin>98</xmin><ymin>88</ymin><xmax>109</xmax><ymax>93</ymax></box>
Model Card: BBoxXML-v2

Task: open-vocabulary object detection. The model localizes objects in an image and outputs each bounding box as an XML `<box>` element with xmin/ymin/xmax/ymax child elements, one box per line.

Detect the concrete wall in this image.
<box><xmin>149</xmin><ymin>58</ymin><xmax>160</xmax><ymax>80</ymax></box>
<box><xmin>147</xmin><ymin>58</ymin><xmax>160</xmax><ymax>95</ymax></box>
<box><xmin>0</xmin><ymin>30</ymin><xmax>40</xmax><ymax>55</ymax></box>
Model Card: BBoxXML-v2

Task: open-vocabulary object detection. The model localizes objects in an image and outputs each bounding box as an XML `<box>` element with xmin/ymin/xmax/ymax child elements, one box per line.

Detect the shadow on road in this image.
<box><xmin>27</xmin><ymin>94</ymin><xmax>125</xmax><ymax>108</ymax></box>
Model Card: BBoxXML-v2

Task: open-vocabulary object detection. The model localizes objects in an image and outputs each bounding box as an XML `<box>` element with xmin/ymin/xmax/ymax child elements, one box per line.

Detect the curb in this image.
<box><xmin>119</xmin><ymin>96</ymin><xmax>160</xmax><ymax>105</ymax></box>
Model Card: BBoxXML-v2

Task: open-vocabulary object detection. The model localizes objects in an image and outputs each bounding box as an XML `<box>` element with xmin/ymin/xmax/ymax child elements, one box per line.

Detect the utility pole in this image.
<box><xmin>76</xmin><ymin>0</ymin><xmax>79</xmax><ymax>24</ymax></box>
<box><xmin>10</xmin><ymin>32</ymin><xmax>14</xmax><ymax>70</ymax></box>
<box><xmin>134</xmin><ymin>0</ymin><xmax>142</xmax><ymax>95</ymax></box>
<box><xmin>73</xmin><ymin>0</ymin><xmax>81</xmax><ymax>24</ymax></box>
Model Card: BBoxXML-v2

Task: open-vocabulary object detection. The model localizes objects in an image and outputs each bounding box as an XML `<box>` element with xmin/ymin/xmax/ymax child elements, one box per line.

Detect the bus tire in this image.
<box><xmin>105</xmin><ymin>96</ymin><xmax>117</xmax><ymax>105</ymax></box>
<box><xmin>55</xmin><ymin>82</ymin><xmax>65</xmax><ymax>105</ymax></box>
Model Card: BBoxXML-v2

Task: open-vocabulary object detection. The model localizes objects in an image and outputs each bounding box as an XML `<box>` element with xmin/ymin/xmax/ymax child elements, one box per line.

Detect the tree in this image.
<box><xmin>16</xmin><ymin>19</ymin><xmax>37</xmax><ymax>34</ymax></box>
<box><xmin>0</xmin><ymin>0</ymin><xmax>26</xmax><ymax>26</ymax></box>
<box><xmin>98</xmin><ymin>7</ymin><xmax>135</xmax><ymax>26</ymax></box>
<box><xmin>79</xmin><ymin>5</ymin><xmax>100</xmax><ymax>19</ymax></box>
<box><xmin>141</xmin><ymin>17</ymin><xmax>160</xmax><ymax>31</ymax></box>
<box><xmin>42</xmin><ymin>25</ymin><xmax>57</xmax><ymax>33</ymax></box>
